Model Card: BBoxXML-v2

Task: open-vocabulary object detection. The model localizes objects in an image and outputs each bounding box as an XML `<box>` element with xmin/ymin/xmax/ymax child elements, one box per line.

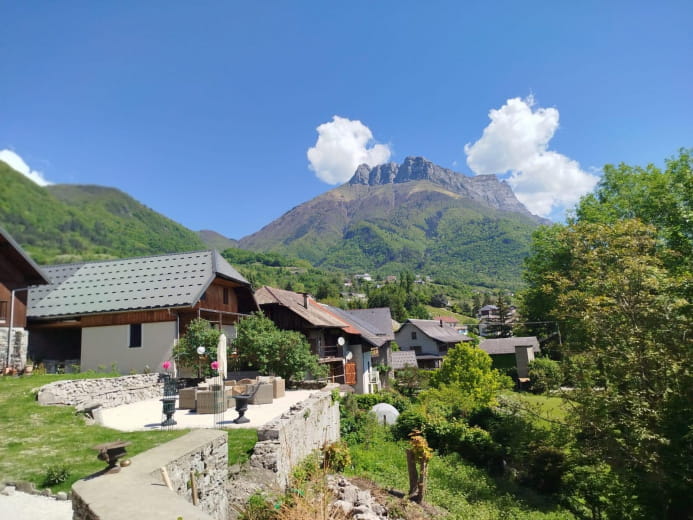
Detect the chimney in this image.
<box><xmin>302</xmin><ymin>293</ymin><xmax>309</xmax><ymax>309</ymax></box>
<box><xmin>440</xmin><ymin>319</ymin><xmax>443</xmax><ymax>328</ymax></box>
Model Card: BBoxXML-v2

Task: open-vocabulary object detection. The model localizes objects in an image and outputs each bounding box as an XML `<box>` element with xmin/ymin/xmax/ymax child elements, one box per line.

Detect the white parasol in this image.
<box><xmin>217</xmin><ymin>333</ymin><xmax>228</xmax><ymax>384</ymax></box>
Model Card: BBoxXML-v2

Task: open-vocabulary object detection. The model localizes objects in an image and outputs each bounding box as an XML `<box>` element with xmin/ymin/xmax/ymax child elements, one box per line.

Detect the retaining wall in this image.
<box><xmin>36</xmin><ymin>373</ymin><xmax>163</xmax><ymax>409</ymax></box>
<box><xmin>241</xmin><ymin>390</ymin><xmax>340</xmax><ymax>488</ymax></box>
<box><xmin>72</xmin><ymin>429</ymin><xmax>227</xmax><ymax>520</ymax></box>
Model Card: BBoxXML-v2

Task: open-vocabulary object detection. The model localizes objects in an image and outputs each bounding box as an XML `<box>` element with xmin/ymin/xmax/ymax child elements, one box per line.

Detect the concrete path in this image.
<box><xmin>0</xmin><ymin>488</ymin><xmax>72</xmax><ymax>520</ymax></box>
<box><xmin>96</xmin><ymin>389</ymin><xmax>317</xmax><ymax>431</ymax></box>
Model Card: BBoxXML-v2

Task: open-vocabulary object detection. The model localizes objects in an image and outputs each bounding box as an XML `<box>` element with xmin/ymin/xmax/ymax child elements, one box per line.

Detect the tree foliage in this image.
<box><xmin>173</xmin><ymin>318</ymin><xmax>221</xmax><ymax>377</ymax></box>
<box><xmin>233</xmin><ymin>312</ymin><xmax>325</xmax><ymax>383</ymax></box>
<box><xmin>427</xmin><ymin>342</ymin><xmax>512</xmax><ymax>412</ymax></box>
<box><xmin>521</xmin><ymin>150</ymin><xmax>693</xmax><ymax>518</ymax></box>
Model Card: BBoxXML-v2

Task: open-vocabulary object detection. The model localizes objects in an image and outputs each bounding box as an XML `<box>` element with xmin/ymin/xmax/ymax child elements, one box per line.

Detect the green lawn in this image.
<box><xmin>500</xmin><ymin>391</ymin><xmax>570</xmax><ymax>428</ymax></box>
<box><xmin>346</xmin><ymin>426</ymin><xmax>574</xmax><ymax>519</ymax></box>
<box><xmin>0</xmin><ymin>374</ymin><xmax>257</xmax><ymax>492</ymax></box>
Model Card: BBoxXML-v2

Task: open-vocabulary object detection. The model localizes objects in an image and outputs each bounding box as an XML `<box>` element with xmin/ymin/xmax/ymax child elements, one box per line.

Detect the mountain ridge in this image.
<box><xmin>238</xmin><ymin>157</ymin><xmax>545</xmax><ymax>289</ymax></box>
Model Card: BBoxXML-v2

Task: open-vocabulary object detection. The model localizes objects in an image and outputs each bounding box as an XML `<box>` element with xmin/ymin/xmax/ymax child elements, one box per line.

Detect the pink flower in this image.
<box><xmin>211</xmin><ymin>361</ymin><xmax>220</xmax><ymax>371</ymax></box>
<box><xmin>162</xmin><ymin>361</ymin><xmax>172</xmax><ymax>371</ymax></box>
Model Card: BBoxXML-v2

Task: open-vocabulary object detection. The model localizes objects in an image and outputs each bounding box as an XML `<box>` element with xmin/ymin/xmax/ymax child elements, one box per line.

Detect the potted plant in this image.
<box><xmin>23</xmin><ymin>360</ymin><xmax>34</xmax><ymax>375</ymax></box>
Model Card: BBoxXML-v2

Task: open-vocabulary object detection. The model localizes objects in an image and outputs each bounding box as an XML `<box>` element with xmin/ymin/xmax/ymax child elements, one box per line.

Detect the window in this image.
<box><xmin>129</xmin><ymin>324</ymin><xmax>142</xmax><ymax>348</ymax></box>
<box><xmin>0</xmin><ymin>301</ymin><xmax>7</xmax><ymax>322</ymax></box>
<box><xmin>411</xmin><ymin>331</ymin><xmax>417</xmax><ymax>340</ymax></box>
<box><xmin>223</xmin><ymin>288</ymin><xmax>229</xmax><ymax>305</ymax></box>
<box><xmin>412</xmin><ymin>346</ymin><xmax>422</xmax><ymax>355</ymax></box>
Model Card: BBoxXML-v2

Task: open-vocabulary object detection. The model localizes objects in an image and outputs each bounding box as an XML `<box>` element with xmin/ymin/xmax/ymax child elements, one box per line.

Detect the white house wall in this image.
<box><xmin>395</xmin><ymin>323</ymin><xmax>442</xmax><ymax>356</ymax></box>
<box><xmin>81</xmin><ymin>321</ymin><xmax>176</xmax><ymax>374</ymax></box>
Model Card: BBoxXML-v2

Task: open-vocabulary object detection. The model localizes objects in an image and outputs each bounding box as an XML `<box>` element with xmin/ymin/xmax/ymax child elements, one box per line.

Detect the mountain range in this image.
<box><xmin>239</xmin><ymin>157</ymin><xmax>546</xmax><ymax>289</ymax></box>
<box><xmin>1</xmin><ymin>156</ymin><xmax>546</xmax><ymax>290</ymax></box>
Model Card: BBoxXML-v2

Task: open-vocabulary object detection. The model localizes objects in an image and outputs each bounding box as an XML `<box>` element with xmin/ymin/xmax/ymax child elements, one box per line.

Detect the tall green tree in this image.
<box><xmin>233</xmin><ymin>312</ymin><xmax>325</xmax><ymax>383</ymax></box>
<box><xmin>522</xmin><ymin>217</ymin><xmax>692</xmax><ymax>518</ymax></box>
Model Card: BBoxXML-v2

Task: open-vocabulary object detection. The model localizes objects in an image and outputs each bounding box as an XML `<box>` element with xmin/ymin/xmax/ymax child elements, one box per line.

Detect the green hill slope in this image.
<box><xmin>239</xmin><ymin>177</ymin><xmax>541</xmax><ymax>290</ymax></box>
<box><xmin>0</xmin><ymin>161</ymin><xmax>205</xmax><ymax>263</ymax></box>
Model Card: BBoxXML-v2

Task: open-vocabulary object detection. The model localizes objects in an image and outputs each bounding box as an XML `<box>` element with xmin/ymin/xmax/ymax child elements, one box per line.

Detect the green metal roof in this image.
<box><xmin>28</xmin><ymin>250</ymin><xmax>248</xmax><ymax>319</ymax></box>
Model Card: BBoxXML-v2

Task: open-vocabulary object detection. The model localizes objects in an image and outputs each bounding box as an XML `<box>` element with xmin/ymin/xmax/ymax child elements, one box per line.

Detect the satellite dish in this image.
<box><xmin>337</xmin><ymin>337</ymin><xmax>346</xmax><ymax>346</ymax></box>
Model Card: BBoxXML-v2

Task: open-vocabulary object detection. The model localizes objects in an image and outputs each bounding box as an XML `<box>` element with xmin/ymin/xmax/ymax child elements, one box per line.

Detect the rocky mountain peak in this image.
<box><xmin>348</xmin><ymin>156</ymin><xmax>541</xmax><ymax>220</ymax></box>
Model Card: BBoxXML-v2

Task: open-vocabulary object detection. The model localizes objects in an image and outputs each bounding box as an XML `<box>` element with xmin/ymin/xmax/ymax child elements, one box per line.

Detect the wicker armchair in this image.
<box><xmin>247</xmin><ymin>382</ymin><xmax>274</xmax><ymax>405</ymax></box>
<box><xmin>178</xmin><ymin>387</ymin><xmax>197</xmax><ymax>410</ymax></box>
<box><xmin>196</xmin><ymin>389</ymin><xmax>227</xmax><ymax>414</ymax></box>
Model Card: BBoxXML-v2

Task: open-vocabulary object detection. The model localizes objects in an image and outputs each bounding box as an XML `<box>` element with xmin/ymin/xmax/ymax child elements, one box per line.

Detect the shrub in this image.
<box><xmin>42</xmin><ymin>464</ymin><xmax>71</xmax><ymax>487</ymax></box>
<box><xmin>393</xmin><ymin>407</ymin><xmax>429</xmax><ymax>440</ymax></box>
<box><xmin>522</xmin><ymin>444</ymin><xmax>567</xmax><ymax>494</ymax></box>
<box><xmin>322</xmin><ymin>441</ymin><xmax>351</xmax><ymax>472</ymax></box>
<box><xmin>528</xmin><ymin>358</ymin><xmax>563</xmax><ymax>394</ymax></box>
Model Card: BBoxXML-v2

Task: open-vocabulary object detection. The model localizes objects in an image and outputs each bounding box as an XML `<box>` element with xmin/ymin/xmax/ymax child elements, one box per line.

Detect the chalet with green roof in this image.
<box><xmin>27</xmin><ymin>250</ymin><xmax>257</xmax><ymax>374</ymax></box>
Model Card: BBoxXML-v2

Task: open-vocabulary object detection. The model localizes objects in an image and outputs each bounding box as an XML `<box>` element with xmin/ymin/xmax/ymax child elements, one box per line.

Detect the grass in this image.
<box><xmin>0</xmin><ymin>373</ymin><xmax>257</xmax><ymax>492</ymax></box>
<box><xmin>425</xmin><ymin>305</ymin><xmax>478</xmax><ymax>324</ymax></box>
<box><xmin>345</xmin><ymin>424</ymin><xmax>575</xmax><ymax>520</ymax></box>
<box><xmin>500</xmin><ymin>391</ymin><xmax>570</xmax><ymax>429</ymax></box>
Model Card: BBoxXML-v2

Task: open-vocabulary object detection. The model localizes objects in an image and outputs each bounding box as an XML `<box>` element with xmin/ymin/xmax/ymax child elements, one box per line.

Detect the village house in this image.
<box><xmin>26</xmin><ymin>250</ymin><xmax>257</xmax><ymax>374</ymax></box>
<box><xmin>0</xmin><ymin>227</ymin><xmax>50</xmax><ymax>373</ymax></box>
<box><xmin>477</xmin><ymin>304</ymin><xmax>518</xmax><ymax>337</ymax></box>
<box><xmin>395</xmin><ymin>318</ymin><xmax>473</xmax><ymax>369</ymax></box>
<box><xmin>479</xmin><ymin>336</ymin><xmax>540</xmax><ymax>378</ymax></box>
<box><xmin>254</xmin><ymin>286</ymin><xmax>393</xmax><ymax>393</ymax></box>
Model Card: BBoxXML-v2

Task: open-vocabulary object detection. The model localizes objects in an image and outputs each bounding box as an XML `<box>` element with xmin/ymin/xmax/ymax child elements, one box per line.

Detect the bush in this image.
<box><xmin>350</xmin><ymin>390</ymin><xmax>409</xmax><ymax>412</ymax></box>
<box><xmin>322</xmin><ymin>441</ymin><xmax>351</xmax><ymax>472</ymax></box>
<box><xmin>42</xmin><ymin>464</ymin><xmax>71</xmax><ymax>487</ymax></box>
<box><xmin>528</xmin><ymin>358</ymin><xmax>563</xmax><ymax>394</ymax></box>
<box><xmin>339</xmin><ymin>393</ymin><xmax>380</xmax><ymax>444</ymax></box>
<box><xmin>522</xmin><ymin>444</ymin><xmax>567</xmax><ymax>494</ymax></box>
<box><xmin>392</xmin><ymin>407</ymin><xmax>429</xmax><ymax>440</ymax></box>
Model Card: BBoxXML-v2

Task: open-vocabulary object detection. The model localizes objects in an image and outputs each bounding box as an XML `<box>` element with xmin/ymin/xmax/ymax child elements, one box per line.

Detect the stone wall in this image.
<box><xmin>72</xmin><ymin>430</ymin><xmax>227</xmax><ymax>520</ymax></box>
<box><xmin>254</xmin><ymin>391</ymin><xmax>340</xmax><ymax>488</ymax></box>
<box><xmin>0</xmin><ymin>328</ymin><xmax>28</xmax><ymax>371</ymax></box>
<box><xmin>36</xmin><ymin>373</ymin><xmax>164</xmax><ymax>409</ymax></box>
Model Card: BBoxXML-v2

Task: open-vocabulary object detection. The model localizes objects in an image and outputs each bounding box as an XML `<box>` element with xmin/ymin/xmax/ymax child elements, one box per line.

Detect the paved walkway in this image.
<box><xmin>96</xmin><ymin>389</ymin><xmax>318</xmax><ymax>431</ymax></box>
<box><xmin>0</xmin><ymin>488</ymin><xmax>72</xmax><ymax>520</ymax></box>
<box><xmin>0</xmin><ymin>389</ymin><xmax>321</xmax><ymax>518</ymax></box>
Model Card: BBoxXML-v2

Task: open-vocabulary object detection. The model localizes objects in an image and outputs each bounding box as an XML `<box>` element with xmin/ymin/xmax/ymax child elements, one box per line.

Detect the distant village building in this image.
<box><xmin>479</xmin><ymin>336</ymin><xmax>540</xmax><ymax>377</ymax></box>
<box><xmin>395</xmin><ymin>318</ymin><xmax>472</xmax><ymax>369</ymax></box>
<box><xmin>254</xmin><ymin>286</ymin><xmax>393</xmax><ymax>394</ymax></box>
<box><xmin>477</xmin><ymin>304</ymin><xmax>518</xmax><ymax>337</ymax></box>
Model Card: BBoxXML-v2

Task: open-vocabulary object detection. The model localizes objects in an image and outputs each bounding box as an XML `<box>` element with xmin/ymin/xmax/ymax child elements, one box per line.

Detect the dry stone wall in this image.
<box><xmin>36</xmin><ymin>373</ymin><xmax>163</xmax><ymax>409</ymax></box>
<box><xmin>72</xmin><ymin>430</ymin><xmax>227</xmax><ymax>520</ymax></box>
<box><xmin>251</xmin><ymin>390</ymin><xmax>340</xmax><ymax>488</ymax></box>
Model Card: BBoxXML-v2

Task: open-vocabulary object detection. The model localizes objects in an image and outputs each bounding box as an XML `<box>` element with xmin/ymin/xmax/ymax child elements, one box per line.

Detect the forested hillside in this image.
<box><xmin>240</xmin><ymin>179</ymin><xmax>540</xmax><ymax>290</ymax></box>
<box><xmin>0</xmin><ymin>161</ymin><xmax>205</xmax><ymax>263</ymax></box>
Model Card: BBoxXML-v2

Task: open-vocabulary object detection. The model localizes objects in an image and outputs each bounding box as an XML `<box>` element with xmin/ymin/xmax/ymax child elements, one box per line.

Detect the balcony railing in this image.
<box><xmin>318</xmin><ymin>345</ymin><xmax>344</xmax><ymax>359</ymax></box>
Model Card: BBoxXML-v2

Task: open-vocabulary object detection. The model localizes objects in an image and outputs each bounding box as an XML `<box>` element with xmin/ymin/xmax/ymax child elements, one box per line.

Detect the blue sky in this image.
<box><xmin>1</xmin><ymin>2</ymin><xmax>691</xmax><ymax>238</ymax></box>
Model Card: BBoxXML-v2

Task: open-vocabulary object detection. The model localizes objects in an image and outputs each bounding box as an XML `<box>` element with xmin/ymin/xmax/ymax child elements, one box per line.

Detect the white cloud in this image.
<box><xmin>307</xmin><ymin>115</ymin><xmax>391</xmax><ymax>184</ymax></box>
<box><xmin>464</xmin><ymin>96</ymin><xmax>599</xmax><ymax>218</ymax></box>
<box><xmin>0</xmin><ymin>149</ymin><xmax>52</xmax><ymax>186</ymax></box>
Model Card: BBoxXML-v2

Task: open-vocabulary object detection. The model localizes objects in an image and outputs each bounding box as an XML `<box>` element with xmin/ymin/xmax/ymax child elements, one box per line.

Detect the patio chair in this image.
<box><xmin>238</xmin><ymin>378</ymin><xmax>255</xmax><ymax>384</ymax></box>
<box><xmin>196</xmin><ymin>389</ymin><xmax>227</xmax><ymax>414</ymax></box>
<box><xmin>272</xmin><ymin>377</ymin><xmax>285</xmax><ymax>398</ymax></box>
<box><xmin>178</xmin><ymin>387</ymin><xmax>197</xmax><ymax>410</ymax></box>
<box><xmin>247</xmin><ymin>382</ymin><xmax>274</xmax><ymax>405</ymax></box>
